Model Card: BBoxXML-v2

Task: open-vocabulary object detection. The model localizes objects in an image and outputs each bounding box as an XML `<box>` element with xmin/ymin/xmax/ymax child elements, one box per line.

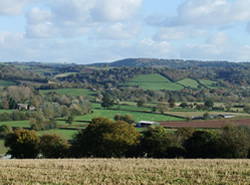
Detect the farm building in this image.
<box><xmin>218</xmin><ymin>114</ymin><xmax>235</xmax><ymax>119</ymax></box>
<box><xmin>136</xmin><ymin>121</ymin><xmax>160</xmax><ymax>127</ymax></box>
<box><xmin>18</xmin><ymin>103</ymin><xmax>28</xmax><ymax>110</ymax></box>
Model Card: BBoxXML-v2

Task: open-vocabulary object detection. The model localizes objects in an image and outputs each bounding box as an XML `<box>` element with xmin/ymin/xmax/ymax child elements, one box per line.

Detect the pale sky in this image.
<box><xmin>0</xmin><ymin>0</ymin><xmax>250</xmax><ymax>64</ymax></box>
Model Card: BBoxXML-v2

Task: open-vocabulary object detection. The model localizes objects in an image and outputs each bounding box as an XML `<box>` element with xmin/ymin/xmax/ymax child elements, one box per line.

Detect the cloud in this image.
<box><xmin>0</xmin><ymin>0</ymin><xmax>32</xmax><ymax>15</ymax></box>
<box><xmin>205</xmin><ymin>32</ymin><xmax>229</xmax><ymax>45</ymax></box>
<box><xmin>96</xmin><ymin>22</ymin><xmax>141</xmax><ymax>40</ymax></box>
<box><xmin>91</xmin><ymin>0</ymin><xmax>143</xmax><ymax>22</ymax></box>
<box><xmin>180</xmin><ymin>37</ymin><xmax>250</xmax><ymax>61</ymax></box>
<box><xmin>149</xmin><ymin>0</ymin><xmax>250</xmax><ymax>28</ymax></box>
<box><xmin>153</xmin><ymin>28</ymin><xmax>187</xmax><ymax>41</ymax></box>
<box><xmin>25</xmin><ymin>0</ymin><xmax>143</xmax><ymax>38</ymax></box>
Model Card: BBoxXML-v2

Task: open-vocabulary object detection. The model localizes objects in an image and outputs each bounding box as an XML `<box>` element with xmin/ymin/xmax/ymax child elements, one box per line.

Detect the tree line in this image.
<box><xmin>4</xmin><ymin>117</ymin><xmax>250</xmax><ymax>159</ymax></box>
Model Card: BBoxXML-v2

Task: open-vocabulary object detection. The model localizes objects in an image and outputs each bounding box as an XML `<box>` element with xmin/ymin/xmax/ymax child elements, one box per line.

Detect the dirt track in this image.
<box><xmin>160</xmin><ymin>119</ymin><xmax>250</xmax><ymax>128</ymax></box>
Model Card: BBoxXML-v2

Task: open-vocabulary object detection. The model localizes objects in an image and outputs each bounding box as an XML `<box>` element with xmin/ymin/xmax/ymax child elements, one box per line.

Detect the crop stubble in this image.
<box><xmin>0</xmin><ymin>159</ymin><xmax>249</xmax><ymax>184</ymax></box>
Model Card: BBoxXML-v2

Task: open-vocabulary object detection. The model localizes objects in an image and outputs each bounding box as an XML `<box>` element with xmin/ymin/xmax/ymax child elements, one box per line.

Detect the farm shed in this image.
<box><xmin>18</xmin><ymin>103</ymin><xmax>28</xmax><ymax>110</ymax></box>
<box><xmin>136</xmin><ymin>121</ymin><xmax>160</xmax><ymax>127</ymax></box>
<box><xmin>218</xmin><ymin>114</ymin><xmax>235</xmax><ymax>119</ymax></box>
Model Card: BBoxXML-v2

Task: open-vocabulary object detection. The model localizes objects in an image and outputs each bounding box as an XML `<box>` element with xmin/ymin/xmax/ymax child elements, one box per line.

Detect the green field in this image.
<box><xmin>76</xmin><ymin>109</ymin><xmax>183</xmax><ymax>122</ymax></box>
<box><xmin>178</xmin><ymin>78</ymin><xmax>199</xmax><ymax>88</ymax></box>
<box><xmin>0</xmin><ymin>140</ymin><xmax>7</xmax><ymax>154</ymax></box>
<box><xmin>37</xmin><ymin>129</ymin><xmax>78</xmax><ymax>140</ymax></box>
<box><xmin>92</xmin><ymin>103</ymin><xmax>152</xmax><ymax>112</ymax></box>
<box><xmin>0</xmin><ymin>80</ymin><xmax>17</xmax><ymax>87</ymax></box>
<box><xmin>0</xmin><ymin>121</ymin><xmax>30</xmax><ymax>129</ymax></box>
<box><xmin>40</xmin><ymin>88</ymin><xmax>96</xmax><ymax>97</ymax></box>
<box><xmin>124</xmin><ymin>74</ymin><xmax>183</xmax><ymax>90</ymax></box>
<box><xmin>199</xmin><ymin>79</ymin><xmax>220</xmax><ymax>88</ymax></box>
<box><xmin>54</xmin><ymin>72</ymin><xmax>77</xmax><ymax>79</ymax></box>
<box><xmin>0</xmin><ymin>110</ymin><xmax>13</xmax><ymax>114</ymax></box>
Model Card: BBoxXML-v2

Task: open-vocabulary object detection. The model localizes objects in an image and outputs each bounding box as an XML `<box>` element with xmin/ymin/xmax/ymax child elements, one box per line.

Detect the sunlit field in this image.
<box><xmin>0</xmin><ymin>159</ymin><xmax>249</xmax><ymax>184</ymax></box>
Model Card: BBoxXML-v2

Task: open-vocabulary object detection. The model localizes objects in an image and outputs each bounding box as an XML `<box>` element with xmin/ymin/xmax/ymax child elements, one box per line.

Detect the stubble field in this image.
<box><xmin>0</xmin><ymin>159</ymin><xmax>249</xmax><ymax>184</ymax></box>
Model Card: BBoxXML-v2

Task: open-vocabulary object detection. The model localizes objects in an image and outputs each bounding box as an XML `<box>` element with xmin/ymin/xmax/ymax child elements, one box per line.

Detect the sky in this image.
<box><xmin>1</xmin><ymin>0</ymin><xmax>250</xmax><ymax>64</ymax></box>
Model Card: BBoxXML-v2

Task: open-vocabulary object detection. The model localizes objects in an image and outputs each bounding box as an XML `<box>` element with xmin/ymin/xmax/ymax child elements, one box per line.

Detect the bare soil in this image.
<box><xmin>160</xmin><ymin>118</ymin><xmax>250</xmax><ymax>128</ymax></box>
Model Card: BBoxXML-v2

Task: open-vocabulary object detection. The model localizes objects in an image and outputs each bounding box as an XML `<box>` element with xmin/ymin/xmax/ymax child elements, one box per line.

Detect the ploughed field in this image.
<box><xmin>0</xmin><ymin>159</ymin><xmax>249</xmax><ymax>184</ymax></box>
<box><xmin>160</xmin><ymin>118</ymin><xmax>250</xmax><ymax>128</ymax></box>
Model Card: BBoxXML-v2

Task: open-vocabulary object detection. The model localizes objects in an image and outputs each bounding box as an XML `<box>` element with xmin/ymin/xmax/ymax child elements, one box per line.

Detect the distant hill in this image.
<box><xmin>104</xmin><ymin>58</ymin><xmax>249</xmax><ymax>68</ymax></box>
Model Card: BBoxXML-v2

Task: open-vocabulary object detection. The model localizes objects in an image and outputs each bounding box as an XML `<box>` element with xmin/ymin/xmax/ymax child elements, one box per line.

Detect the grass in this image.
<box><xmin>199</xmin><ymin>79</ymin><xmax>221</xmax><ymax>89</ymax></box>
<box><xmin>54</xmin><ymin>72</ymin><xmax>77</xmax><ymax>79</ymax></box>
<box><xmin>37</xmin><ymin>129</ymin><xmax>78</xmax><ymax>140</ymax></box>
<box><xmin>0</xmin><ymin>121</ymin><xmax>30</xmax><ymax>129</ymax></box>
<box><xmin>0</xmin><ymin>80</ymin><xmax>17</xmax><ymax>87</ymax></box>
<box><xmin>0</xmin><ymin>159</ymin><xmax>248</xmax><ymax>184</ymax></box>
<box><xmin>177</xmin><ymin>78</ymin><xmax>199</xmax><ymax>89</ymax></box>
<box><xmin>40</xmin><ymin>88</ymin><xmax>96</xmax><ymax>97</ymax></box>
<box><xmin>0</xmin><ymin>140</ymin><xmax>7</xmax><ymax>154</ymax></box>
<box><xmin>0</xmin><ymin>110</ymin><xmax>13</xmax><ymax>113</ymax></box>
<box><xmin>124</xmin><ymin>74</ymin><xmax>184</xmax><ymax>90</ymax></box>
<box><xmin>76</xmin><ymin>109</ymin><xmax>184</xmax><ymax>122</ymax></box>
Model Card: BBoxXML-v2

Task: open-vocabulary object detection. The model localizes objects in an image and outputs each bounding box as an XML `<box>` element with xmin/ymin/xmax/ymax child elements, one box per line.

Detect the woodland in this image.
<box><xmin>0</xmin><ymin>58</ymin><xmax>250</xmax><ymax>159</ymax></box>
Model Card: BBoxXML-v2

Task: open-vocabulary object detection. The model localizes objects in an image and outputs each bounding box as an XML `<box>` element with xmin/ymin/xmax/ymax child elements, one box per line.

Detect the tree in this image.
<box><xmin>168</xmin><ymin>97</ymin><xmax>176</xmax><ymax>108</ymax></box>
<box><xmin>175</xmin><ymin>127</ymin><xmax>196</xmax><ymax>140</ymax></box>
<box><xmin>4</xmin><ymin>129</ymin><xmax>40</xmax><ymax>158</ymax></box>
<box><xmin>114</xmin><ymin>113</ymin><xmax>135</xmax><ymax>124</ymax></box>
<box><xmin>72</xmin><ymin>117</ymin><xmax>141</xmax><ymax>158</ymax></box>
<box><xmin>137</xmin><ymin>100</ymin><xmax>145</xmax><ymax>107</ymax></box>
<box><xmin>140</xmin><ymin>125</ymin><xmax>169</xmax><ymax>158</ymax></box>
<box><xmin>66</xmin><ymin>115</ymin><xmax>75</xmax><ymax>125</ymax></box>
<box><xmin>40</xmin><ymin>133</ymin><xmax>69</xmax><ymax>158</ymax></box>
<box><xmin>203</xmin><ymin>112</ymin><xmax>210</xmax><ymax>120</ymax></box>
<box><xmin>8</xmin><ymin>98</ymin><xmax>18</xmax><ymax>109</ymax></box>
<box><xmin>101</xmin><ymin>94</ymin><xmax>114</xmax><ymax>109</ymax></box>
<box><xmin>179</xmin><ymin>102</ymin><xmax>189</xmax><ymax>108</ymax></box>
<box><xmin>217</xmin><ymin>124</ymin><xmax>250</xmax><ymax>158</ymax></box>
<box><xmin>243</xmin><ymin>105</ymin><xmax>250</xmax><ymax>113</ymax></box>
<box><xmin>184</xmin><ymin>130</ymin><xmax>219</xmax><ymax>158</ymax></box>
<box><xmin>157</xmin><ymin>103</ymin><xmax>169</xmax><ymax>114</ymax></box>
<box><xmin>224</xmin><ymin>102</ymin><xmax>233</xmax><ymax>112</ymax></box>
<box><xmin>0</xmin><ymin>125</ymin><xmax>13</xmax><ymax>138</ymax></box>
<box><xmin>204</xmin><ymin>100</ymin><xmax>214</xmax><ymax>108</ymax></box>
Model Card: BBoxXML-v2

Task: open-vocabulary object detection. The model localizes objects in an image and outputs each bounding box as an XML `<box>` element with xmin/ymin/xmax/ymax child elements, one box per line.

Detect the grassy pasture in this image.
<box><xmin>199</xmin><ymin>79</ymin><xmax>221</xmax><ymax>89</ymax></box>
<box><xmin>124</xmin><ymin>74</ymin><xmax>184</xmax><ymax>90</ymax></box>
<box><xmin>53</xmin><ymin>72</ymin><xmax>77</xmax><ymax>79</ymax></box>
<box><xmin>177</xmin><ymin>78</ymin><xmax>199</xmax><ymax>88</ymax></box>
<box><xmin>0</xmin><ymin>140</ymin><xmax>7</xmax><ymax>154</ymax></box>
<box><xmin>0</xmin><ymin>110</ymin><xmax>13</xmax><ymax>113</ymax></box>
<box><xmin>37</xmin><ymin>129</ymin><xmax>78</xmax><ymax>140</ymax></box>
<box><xmin>76</xmin><ymin>109</ymin><xmax>184</xmax><ymax>122</ymax></box>
<box><xmin>0</xmin><ymin>159</ymin><xmax>248</xmax><ymax>184</ymax></box>
<box><xmin>0</xmin><ymin>120</ymin><xmax>30</xmax><ymax>129</ymax></box>
<box><xmin>40</xmin><ymin>88</ymin><xmax>96</xmax><ymax>97</ymax></box>
<box><xmin>0</xmin><ymin>80</ymin><xmax>17</xmax><ymax>87</ymax></box>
